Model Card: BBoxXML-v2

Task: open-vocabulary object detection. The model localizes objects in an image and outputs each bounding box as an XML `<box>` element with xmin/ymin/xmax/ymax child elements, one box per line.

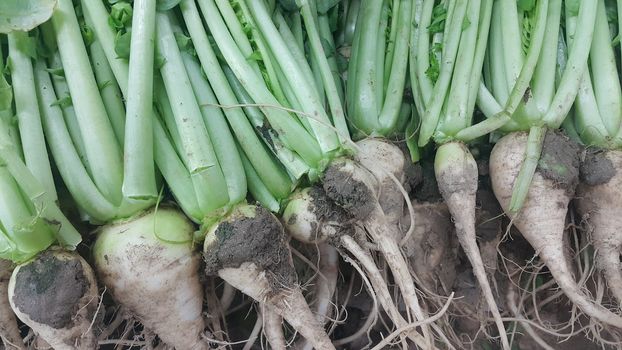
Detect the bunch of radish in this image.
<box><xmin>5</xmin><ymin>0</ymin><xmax>622</xmax><ymax>349</ymax></box>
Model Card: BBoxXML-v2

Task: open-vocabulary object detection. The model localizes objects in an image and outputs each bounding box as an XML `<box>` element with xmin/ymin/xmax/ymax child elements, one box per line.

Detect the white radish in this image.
<box><xmin>93</xmin><ymin>207</ymin><xmax>208</xmax><ymax>350</ymax></box>
<box><xmin>9</xmin><ymin>250</ymin><xmax>98</xmax><ymax>350</ymax></box>
<box><xmin>0</xmin><ymin>259</ymin><xmax>25</xmax><ymax>350</ymax></box>
<box><xmin>354</xmin><ymin>138</ymin><xmax>407</xmax><ymax>223</ymax></box>
<box><xmin>204</xmin><ymin>204</ymin><xmax>335</xmax><ymax>350</ymax></box>
<box><xmin>490</xmin><ymin>132</ymin><xmax>622</xmax><ymax>327</ymax></box>
<box><xmin>322</xmin><ymin>158</ymin><xmax>428</xmax><ymax>326</ymax></box>
<box><xmin>261</xmin><ymin>305</ymin><xmax>286</xmax><ymax>350</ymax></box>
<box><xmin>575</xmin><ymin>149</ymin><xmax>622</xmax><ymax>305</ymax></box>
<box><xmin>435</xmin><ymin>141</ymin><xmax>509</xmax><ymax>349</ymax></box>
<box><xmin>284</xmin><ymin>185</ymin><xmax>435</xmax><ymax>348</ymax></box>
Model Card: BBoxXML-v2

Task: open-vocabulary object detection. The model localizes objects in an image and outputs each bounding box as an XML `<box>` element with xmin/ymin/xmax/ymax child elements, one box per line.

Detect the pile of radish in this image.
<box><xmin>3</xmin><ymin>0</ymin><xmax>622</xmax><ymax>349</ymax></box>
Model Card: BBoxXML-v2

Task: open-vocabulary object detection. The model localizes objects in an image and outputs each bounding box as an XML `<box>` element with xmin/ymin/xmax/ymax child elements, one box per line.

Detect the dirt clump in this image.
<box><xmin>579</xmin><ymin>149</ymin><xmax>616</xmax><ymax>185</ymax></box>
<box><xmin>322</xmin><ymin>162</ymin><xmax>376</xmax><ymax>220</ymax></box>
<box><xmin>537</xmin><ymin>130</ymin><xmax>581</xmax><ymax>194</ymax></box>
<box><xmin>205</xmin><ymin>206</ymin><xmax>295</xmax><ymax>288</ymax></box>
<box><xmin>12</xmin><ymin>251</ymin><xmax>88</xmax><ymax>329</ymax></box>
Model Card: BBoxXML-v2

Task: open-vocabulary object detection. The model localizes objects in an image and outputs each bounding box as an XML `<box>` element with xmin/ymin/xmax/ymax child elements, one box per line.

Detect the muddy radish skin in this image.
<box><xmin>0</xmin><ymin>260</ymin><xmax>25</xmax><ymax>350</ymax></box>
<box><xmin>283</xmin><ymin>187</ymin><xmax>435</xmax><ymax>349</ymax></box>
<box><xmin>575</xmin><ymin>150</ymin><xmax>622</xmax><ymax>304</ymax></box>
<box><xmin>322</xmin><ymin>158</ymin><xmax>435</xmax><ymax>347</ymax></box>
<box><xmin>93</xmin><ymin>208</ymin><xmax>208</xmax><ymax>350</ymax></box>
<box><xmin>490</xmin><ymin>132</ymin><xmax>622</xmax><ymax>328</ymax></box>
<box><xmin>205</xmin><ymin>205</ymin><xmax>335</xmax><ymax>350</ymax></box>
<box><xmin>8</xmin><ymin>251</ymin><xmax>98</xmax><ymax>350</ymax></box>
<box><xmin>354</xmin><ymin>138</ymin><xmax>406</xmax><ymax>224</ymax></box>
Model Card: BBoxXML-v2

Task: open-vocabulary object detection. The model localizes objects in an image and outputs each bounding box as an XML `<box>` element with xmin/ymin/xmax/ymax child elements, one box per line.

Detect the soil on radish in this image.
<box><xmin>286</xmin><ymin>186</ymin><xmax>354</xmax><ymax>243</ymax></box>
<box><xmin>205</xmin><ymin>206</ymin><xmax>295</xmax><ymax>288</ymax></box>
<box><xmin>11</xmin><ymin>251</ymin><xmax>91</xmax><ymax>329</ymax></box>
<box><xmin>537</xmin><ymin>130</ymin><xmax>581</xmax><ymax>193</ymax></box>
<box><xmin>580</xmin><ymin>149</ymin><xmax>616</xmax><ymax>185</ymax></box>
<box><xmin>322</xmin><ymin>161</ymin><xmax>376</xmax><ymax>220</ymax></box>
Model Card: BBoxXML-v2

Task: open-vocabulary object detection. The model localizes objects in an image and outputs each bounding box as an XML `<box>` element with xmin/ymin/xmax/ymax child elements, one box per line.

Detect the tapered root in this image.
<box><xmin>491</xmin><ymin>133</ymin><xmax>622</xmax><ymax>328</ymax></box>
<box><xmin>576</xmin><ymin>149</ymin><xmax>622</xmax><ymax>306</ymax></box>
<box><xmin>435</xmin><ymin>142</ymin><xmax>510</xmax><ymax>350</ymax></box>
<box><xmin>261</xmin><ymin>305</ymin><xmax>286</xmax><ymax>350</ymax></box>
<box><xmin>219</xmin><ymin>263</ymin><xmax>335</xmax><ymax>350</ymax></box>
<box><xmin>0</xmin><ymin>260</ymin><xmax>25</xmax><ymax>350</ymax></box>
<box><xmin>205</xmin><ymin>205</ymin><xmax>334</xmax><ymax>350</ymax></box>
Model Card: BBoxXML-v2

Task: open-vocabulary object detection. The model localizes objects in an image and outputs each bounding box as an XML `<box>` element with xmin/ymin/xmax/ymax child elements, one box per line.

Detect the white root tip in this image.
<box><xmin>435</xmin><ymin>142</ymin><xmax>510</xmax><ymax>350</ymax></box>
<box><xmin>0</xmin><ymin>260</ymin><xmax>25</xmax><ymax>350</ymax></box>
<box><xmin>261</xmin><ymin>305</ymin><xmax>286</xmax><ymax>350</ymax></box>
<box><xmin>539</xmin><ymin>245</ymin><xmax>622</xmax><ymax>328</ymax></box>
<box><xmin>219</xmin><ymin>262</ymin><xmax>335</xmax><ymax>350</ymax></box>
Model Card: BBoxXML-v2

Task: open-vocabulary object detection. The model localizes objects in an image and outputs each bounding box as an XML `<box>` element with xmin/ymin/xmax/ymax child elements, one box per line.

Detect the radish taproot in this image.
<box><xmin>205</xmin><ymin>205</ymin><xmax>335</xmax><ymax>350</ymax></box>
<box><xmin>490</xmin><ymin>131</ymin><xmax>622</xmax><ymax>327</ymax></box>
<box><xmin>0</xmin><ymin>260</ymin><xmax>24</xmax><ymax>350</ymax></box>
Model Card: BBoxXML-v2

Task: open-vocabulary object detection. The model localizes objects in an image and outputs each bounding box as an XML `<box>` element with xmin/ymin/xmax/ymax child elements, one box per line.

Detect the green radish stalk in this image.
<box><xmin>35</xmin><ymin>1</ymin><xmax>212</xmax><ymax>347</ymax></box>
<box><xmin>1</xmin><ymin>27</ymin><xmax>97</xmax><ymax>350</ymax></box>
<box><xmin>204</xmin><ymin>205</ymin><xmax>336</xmax><ymax>350</ymax></box>
<box><xmin>9</xmin><ymin>251</ymin><xmax>99</xmax><ymax>350</ymax></box>
<box><xmin>490</xmin><ymin>131</ymin><xmax>622</xmax><ymax>328</ymax></box>
<box><xmin>410</xmin><ymin>0</ymin><xmax>511</xmax><ymax>346</ymax></box>
<box><xmin>93</xmin><ymin>208</ymin><xmax>207</xmax><ymax>350</ymax></box>
<box><xmin>0</xmin><ymin>259</ymin><xmax>24</xmax><ymax>350</ymax></box>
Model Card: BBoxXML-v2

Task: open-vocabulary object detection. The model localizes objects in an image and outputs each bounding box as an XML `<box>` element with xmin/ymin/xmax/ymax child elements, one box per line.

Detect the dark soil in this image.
<box><xmin>580</xmin><ymin>149</ymin><xmax>616</xmax><ymax>186</ymax></box>
<box><xmin>307</xmin><ymin>186</ymin><xmax>354</xmax><ymax>242</ymax></box>
<box><xmin>12</xmin><ymin>251</ymin><xmax>88</xmax><ymax>329</ymax></box>
<box><xmin>537</xmin><ymin>130</ymin><xmax>581</xmax><ymax>194</ymax></box>
<box><xmin>322</xmin><ymin>161</ymin><xmax>376</xmax><ymax>220</ymax></box>
<box><xmin>397</xmin><ymin>142</ymin><xmax>423</xmax><ymax>193</ymax></box>
<box><xmin>204</xmin><ymin>206</ymin><xmax>295</xmax><ymax>288</ymax></box>
<box><xmin>412</xmin><ymin>160</ymin><xmax>442</xmax><ymax>202</ymax></box>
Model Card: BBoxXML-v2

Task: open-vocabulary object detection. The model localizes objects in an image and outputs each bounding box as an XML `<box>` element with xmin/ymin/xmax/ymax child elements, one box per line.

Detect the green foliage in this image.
<box><xmin>0</xmin><ymin>0</ymin><xmax>57</xmax><ymax>33</ymax></box>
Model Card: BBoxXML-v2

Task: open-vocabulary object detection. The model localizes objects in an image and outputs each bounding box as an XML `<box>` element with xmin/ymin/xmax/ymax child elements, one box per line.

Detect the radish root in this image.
<box><xmin>0</xmin><ymin>259</ymin><xmax>24</xmax><ymax>350</ymax></box>
<box><xmin>491</xmin><ymin>132</ymin><xmax>622</xmax><ymax>328</ymax></box>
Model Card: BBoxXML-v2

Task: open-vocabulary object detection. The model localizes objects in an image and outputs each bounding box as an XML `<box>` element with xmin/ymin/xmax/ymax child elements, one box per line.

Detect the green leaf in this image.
<box><xmin>174</xmin><ymin>32</ymin><xmax>192</xmax><ymax>51</ymax></box>
<box><xmin>517</xmin><ymin>0</ymin><xmax>535</xmax><ymax>12</ymax></box>
<box><xmin>45</xmin><ymin>67</ymin><xmax>65</xmax><ymax>77</ymax></box>
<box><xmin>109</xmin><ymin>1</ymin><xmax>133</xmax><ymax>29</ymax></box>
<box><xmin>566</xmin><ymin>0</ymin><xmax>580</xmax><ymax>17</ymax></box>
<box><xmin>156</xmin><ymin>0</ymin><xmax>182</xmax><ymax>11</ymax></box>
<box><xmin>115</xmin><ymin>30</ymin><xmax>132</xmax><ymax>59</ymax></box>
<box><xmin>428</xmin><ymin>3</ymin><xmax>447</xmax><ymax>34</ymax></box>
<box><xmin>51</xmin><ymin>95</ymin><xmax>73</xmax><ymax>108</ymax></box>
<box><xmin>0</xmin><ymin>75</ymin><xmax>12</xmax><ymax>112</ymax></box>
<box><xmin>247</xmin><ymin>51</ymin><xmax>263</xmax><ymax>62</ymax></box>
<box><xmin>154</xmin><ymin>54</ymin><xmax>166</xmax><ymax>69</ymax></box>
<box><xmin>81</xmin><ymin>24</ymin><xmax>95</xmax><ymax>47</ymax></box>
<box><xmin>462</xmin><ymin>17</ymin><xmax>471</xmax><ymax>31</ymax></box>
<box><xmin>13</xmin><ymin>32</ymin><xmax>38</xmax><ymax>59</ymax></box>
<box><xmin>316</xmin><ymin>0</ymin><xmax>340</xmax><ymax>14</ymax></box>
<box><xmin>0</xmin><ymin>0</ymin><xmax>57</xmax><ymax>33</ymax></box>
